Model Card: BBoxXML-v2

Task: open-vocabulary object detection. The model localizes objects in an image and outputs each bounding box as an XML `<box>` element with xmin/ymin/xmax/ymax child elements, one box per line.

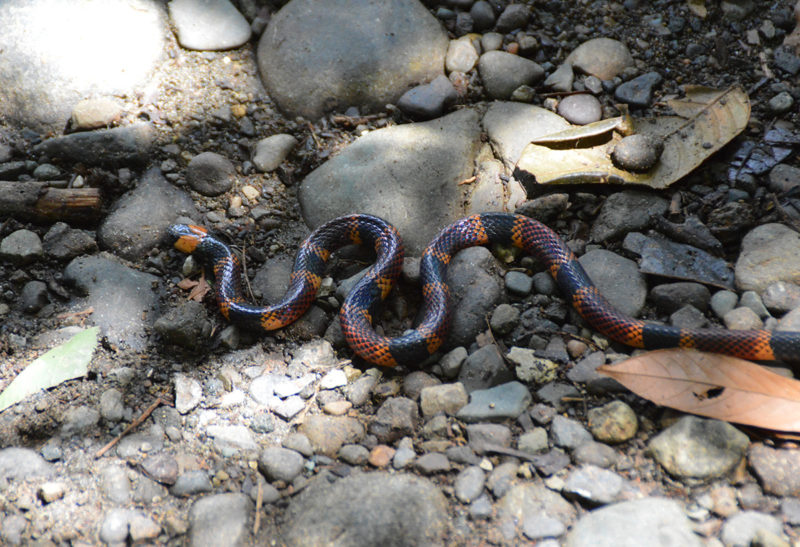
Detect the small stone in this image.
<box><xmin>174</xmin><ymin>374</ymin><xmax>202</xmax><ymax>414</ymax></box>
<box><xmin>186</xmin><ymin>151</ymin><xmax>235</xmax><ymax>196</ymax></box>
<box><xmin>99</xmin><ymin>388</ymin><xmax>125</xmax><ymax>422</ymax></box>
<box><xmin>414</xmin><ymin>452</ymin><xmax>450</xmax><ymax>474</ymax></box>
<box><xmin>563</xmin><ymin>464</ymin><xmax>624</xmax><ymax>505</ymax></box>
<box><xmin>258</xmin><ymin>447</ymin><xmax>305</xmax><ymax>482</ymax></box>
<box><xmin>506</xmin><ymin>347</ymin><xmax>558</xmax><ymax>384</ymax></box>
<box><xmin>611</xmin><ymin>134</ymin><xmax>664</xmax><ymax>172</ymax></box>
<box><xmin>710</xmin><ymin>290</ymin><xmax>738</xmax><ymax>318</ymax></box>
<box><xmin>769</xmin><ymin>91</ymin><xmax>794</xmax><ymax>114</ymax></box>
<box><xmin>457</xmin><ymin>381</ymin><xmax>531</xmax><ymax>422</ymax></box>
<box><xmin>587</xmin><ymin>400</ymin><xmax>638</xmax><ymax>443</ymax></box>
<box><xmin>37</xmin><ymin>481</ymin><xmax>66</xmax><ymax>503</ymax></box>
<box><xmin>518</xmin><ymin>427</ymin><xmax>549</xmax><ymax>454</ymax></box>
<box><xmin>490</xmin><ymin>303</ymin><xmax>520</xmax><ymax>334</ymax></box>
<box><xmin>252</xmin><ymin>134</ymin><xmax>298</xmax><ymax>172</ymax></box>
<box><xmin>420</xmin><ymin>383</ymin><xmax>469</xmax><ymax>417</ymax></box>
<box><xmin>319</xmin><ymin>369</ymin><xmax>348</xmax><ymax>389</ymax></box>
<box><xmin>505</xmin><ymin>270</ymin><xmax>533</xmax><ymax>295</ymax></box>
<box><xmin>557</xmin><ymin>94</ymin><xmax>602</xmax><ymax>125</ymax></box>
<box><xmin>454</xmin><ymin>465</ymin><xmax>485</xmax><ymax>503</ymax></box>
<box><xmin>551</xmin><ymin>415</ymin><xmax>592</xmax><ymax>449</ymax></box>
<box><xmin>71</xmin><ymin>97</ymin><xmax>123</xmax><ymax>129</ymax></box>
<box><xmin>369</xmin><ymin>444</ymin><xmax>395</xmax><ymax>467</ymax></box>
<box><xmin>338</xmin><ymin>444</ymin><xmax>369</xmax><ymax>465</ymax></box>
<box><xmin>723</xmin><ymin>306</ymin><xmax>762</xmax><ymax>330</ymax></box>
<box><xmin>169</xmin><ymin>470</ymin><xmax>213</xmax><ymax>497</ymax></box>
<box><xmin>1</xmin><ymin>229</ymin><xmax>43</xmax><ymax>265</ymax></box>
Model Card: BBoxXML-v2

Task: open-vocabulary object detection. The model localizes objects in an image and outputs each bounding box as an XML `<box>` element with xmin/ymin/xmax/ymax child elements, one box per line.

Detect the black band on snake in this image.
<box><xmin>166</xmin><ymin>213</ymin><xmax>800</xmax><ymax>367</ymax></box>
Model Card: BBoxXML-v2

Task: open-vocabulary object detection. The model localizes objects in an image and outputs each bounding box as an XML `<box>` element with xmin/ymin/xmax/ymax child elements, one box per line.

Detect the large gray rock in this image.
<box><xmin>299</xmin><ymin>109</ymin><xmax>482</xmax><ymax>254</ymax></box>
<box><xmin>258</xmin><ymin>0</ymin><xmax>448</xmax><ymax>119</ymax></box>
<box><xmin>63</xmin><ymin>255</ymin><xmax>161</xmax><ymax>350</ymax></box>
<box><xmin>98</xmin><ymin>168</ymin><xmax>198</xmax><ymax>261</ymax></box>
<box><xmin>0</xmin><ymin>0</ymin><xmax>165</xmax><ymax>131</ymax></box>
<box><xmin>280</xmin><ymin>472</ymin><xmax>449</xmax><ymax>546</ymax></box>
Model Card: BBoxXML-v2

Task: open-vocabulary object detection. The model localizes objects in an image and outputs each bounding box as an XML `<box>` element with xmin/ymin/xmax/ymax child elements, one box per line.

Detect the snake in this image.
<box><xmin>167</xmin><ymin>213</ymin><xmax>800</xmax><ymax>367</ymax></box>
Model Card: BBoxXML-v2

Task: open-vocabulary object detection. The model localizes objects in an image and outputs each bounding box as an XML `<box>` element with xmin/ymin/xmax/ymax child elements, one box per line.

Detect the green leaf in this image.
<box><xmin>0</xmin><ymin>327</ymin><xmax>99</xmax><ymax>412</ymax></box>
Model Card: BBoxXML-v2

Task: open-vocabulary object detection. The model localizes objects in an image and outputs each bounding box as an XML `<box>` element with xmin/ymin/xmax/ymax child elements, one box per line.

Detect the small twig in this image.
<box><xmin>94</xmin><ymin>398</ymin><xmax>170</xmax><ymax>458</ymax></box>
<box><xmin>307</xmin><ymin>121</ymin><xmax>322</xmax><ymax>149</ymax></box>
<box><xmin>253</xmin><ymin>479</ymin><xmax>263</xmax><ymax>535</ymax></box>
<box><xmin>56</xmin><ymin>307</ymin><xmax>95</xmax><ymax>320</ymax></box>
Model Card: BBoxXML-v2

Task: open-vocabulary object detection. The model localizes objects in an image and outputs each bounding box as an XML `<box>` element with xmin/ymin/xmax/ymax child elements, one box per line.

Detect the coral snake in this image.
<box><xmin>167</xmin><ymin>213</ymin><xmax>800</xmax><ymax>367</ymax></box>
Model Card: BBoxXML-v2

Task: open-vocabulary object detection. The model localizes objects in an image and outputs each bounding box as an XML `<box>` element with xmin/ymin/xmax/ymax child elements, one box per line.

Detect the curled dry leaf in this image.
<box><xmin>177</xmin><ymin>272</ymin><xmax>211</xmax><ymax>302</ymax></box>
<box><xmin>514</xmin><ymin>86</ymin><xmax>750</xmax><ymax>190</ymax></box>
<box><xmin>598</xmin><ymin>348</ymin><xmax>800</xmax><ymax>432</ymax></box>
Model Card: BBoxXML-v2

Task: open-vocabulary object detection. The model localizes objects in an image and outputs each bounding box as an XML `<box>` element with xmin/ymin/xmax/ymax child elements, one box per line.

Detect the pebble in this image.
<box><xmin>506</xmin><ymin>347</ymin><xmax>558</xmax><ymax>384</ymax></box>
<box><xmin>614</xmin><ymin>71</ymin><xmax>663</xmax><ymax>107</ymax></box>
<box><xmin>397</xmin><ymin>74</ymin><xmax>457</xmax><ymax>120</ymax></box>
<box><xmin>466</xmin><ymin>423</ymin><xmax>512</xmax><ymax>454</ymax></box>
<box><xmin>34</xmin><ymin>122</ymin><xmax>155</xmax><ymax>165</ymax></box>
<box><xmin>155</xmin><ymin>301</ymin><xmax>212</xmax><ymax>349</ymax></box>
<box><xmin>550</xmin><ymin>415</ymin><xmax>592</xmax><ymax>449</ymax></box>
<box><xmin>566</xmin><ymin>497</ymin><xmax>701</xmax><ymax>546</ymax></box>
<box><xmin>495</xmin><ymin>4</ymin><xmax>530</xmax><ymax>32</ymax></box>
<box><xmin>711</xmin><ymin>290</ymin><xmax>739</xmax><ymax>318</ymax></box>
<box><xmin>723</xmin><ymin>306</ymin><xmax>762</xmax><ymax>330</ymax></box>
<box><xmin>169</xmin><ymin>470</ymin><xmax>213</xmax><ymax>497</ymax></box>
<box><xmin>670</xmin><ymin>305</ymin><xmax>708</xmax><ymax>329</ymax></box>
<box><xmin>258</xmin><ymin>0</ymin><xmax>447</xmax><ymax>119</ymax></box>
<box><xmin>403</xmin><ymin>371</ymin><xmax>440</xmax><ymax>400</ymax></box>
<box><xmin>446</xmin><ymin>36</ymin><xmax>479</xmax><ymax>73</ymax></box>
<box><xmin>338</xmin><ymin>444</ymin><xmax>369</xmax><ymax>465</ymax></box>
<box><xmin>518</xmin><ymin>427</ymin><xmax>549</xmax><ymax>454</ymax></box>
<box><xmin>591</xmin><ymin>191</ymin><xmax>670</xmax><ymax>243</ymax></box>
<box><xmin>70</xmin><ymin>97</ymin><xmax>123</xmax><ymax>130</ymax></box>
<box><xmin>370</xmin><ymin>397</ymin><xmax>419</xmax><ymax>442</ymax></box>
<box><xmin>586</xmin><ymin>400</ymin><xmax>638</xmax><ymax>443</ymax></box>
<box><xmin>497</xmin><ymin>483</ymin><xmax>576</xmax><ymax>531</ymax></box>
<box><xmin>207</xmin><ymin>424</ymin><xmax>258</xmax><ymax>453</ymax></box>
<box><xmin>562</xmin><ymin>464</ymin><xmax>624</xmax><ymax>505</ymax></box>
<box><xmin>188</xmin><ymin>493</ymin><xmax>251</xmax><ymax>547</ymax></box>
<box><xmin>557</xmin><ymin>94</ymin><xmax>602</xmax><ymax>125</ymax></box>
<box><xmin>739</xmin><ymin>290</ymin><xmax>770</xmax><ymax>318</ymax></box>
<box><xmin>578</xmin><ymin>249</ymin><xmax>647</xmax><ymax>318</ymax></box>
<box><xmin>765</xmin><ymin>281</ymin><xmax>800</xmax><ymax>313</ymax></box>
<box><xmin>280</xmin><ymin>472</ymin><xmax>448</xmax><ymax>545</ymax></box>
<box><xmin>168</xmin><ymin>0</ymin><xmax>250</xmax><ymax>51</ymax></box>
<box><xmin>37</xmin><ymin>481</ymin><xmax>66</xmax><ymax>503</ymax></box>
<box><xmin>414</xmin><ymin>452</ymin><xmax>450</xmax><ymax>474</ymax></box>
<box><xmin>768</xmin><ymin>163</ymin><xmax>800</xmax><ymax>193</ymax></box>
<box><xmin>489</xmin><ymin>303</ymin><xmax>519</xmax><ymax>334</ymax></box>
<box><xmin>301</xmin><ymin>415</ymin><xmax>365</xmax><ymax>457</ymax></box>
<box><xmin>648</xmin><ymin>416</ymin><xmax>749</xmax><ymax>481</ymax></box>
<box><xmin>392</xmin><ymin>441</ymin><xmax>416</xmax><ymax>469</ymax></box>
<box><xmin>20</xmin><ymin>280</ymin><xmax>48</xmax><ymax>313</ymax></box>
<box><xmin>420</xmin><ymin>383</ymin><xmax>468</xmax><ymax>417</ymax></box>
<box><xmin>252</xmin><ymin>133</ymin><xmax>298</xmax><ymax>172</ymax></box>
<box><xmin>0</xmin><ymin>229</ymin><xmax>43</xmax><ymax>265</ymax></box>
<box><xmin>454</xmin><ymin>466</ymin><xmax>485</xmax><ymax>503</ymax></box>
<box><xmin>319</xmin><ymin>369</ymin><xmax>348</xmax><ymax>390</ymax></box>
<box><xmin>175</xmin><ymin>374</ymin><xmax>203</xmax><ymax>414</ymax></box>
<box><xmin>186</xmin><ymin>151</ymin><xmax>235</xmax><ymax>196</ymax></box>
<box><xmin>370</xmin><ymin>444</ymin><xmax>395</xmax><ymax>467</ymax></box>
<box><xmin>720</xmin><ymin>511</ymin><xmax>784</xmax><ymax>547</ymax></box>
<box><xmin>769</xmin><ymin>91</ymin><xmax>794</xmax><ymax>114</ymax></box>
<box><xmin>504</xmin><ymin>270</ymin><xmax>533</xmax><ymax>295</ymax></box>
<box><xmin>457</xmin><ymin>344</ymin><xmax>515</xmax><ymax>392</ymax></box>
<box><xmin>140</xmin><ymin>454</ymin><xmax>179</xmax><ymax>485</ymax></box>
<box><xmin>611</xmin><ymin>134</ymin><xmax>664</xmax><ymax>172</ymax></box>
<box><xmin>61</xmin><ymin>405</ymin><xmax>100</xmax><ymax>437</ymax></box>
<box><xmin>478</xmin><ymin>51</ymin><xmax>544</xmax><ymax>100</ymax></box>
<box><xmin>567</xmin><ymin>38</ymin><xmax>634</xmax><ymax>80</ymax></box>
<box><xmin>42</xmin><ymin>223</ymin><xmax>97</xmax><ymax>261</ymax></box>
<box><xmin>748</xmin><ymin>443</ymin><xmax>800</xmax><ymax>496</ymax></box>
<box><xmin>736</xmin><ymin>223</ymin><xmax>800</xmax><ymax>292</ymax></box>
<box><xmin>522</xmin><ymin>513</ymin><xmax>566</xmax><ymax>541</ymax></box>
<box><xmin>487</xmin><ymin>461</ymin><xmax>517</xmax><ymax>498</ymax></box>
<box><xmin>99</xmin><ymin>388</ymin><xmax>125</xmax><ymax>422</ymax></box>
<box><xmin>573</xmin><ymin>441</ymin><xmax>619</xmax><ymax>468</ymax></box>
<box><xmin>456</xmin><ymin>381</ymin><xmax>532</xmax><ymax>422</ymax></box>
<box><xmin>282</xmin><ymin>433</ymin><xmax>314</xmax><ymax>457</ymax></box>
<box><xmin>101</xmin><ymin>465</ymin><xmax>132</xmax><ymax>504</ymax></box>
<box><xmin>650</xmin><ymin>282</ymin><xmax>711</xmax><ymax>315</ymax></box>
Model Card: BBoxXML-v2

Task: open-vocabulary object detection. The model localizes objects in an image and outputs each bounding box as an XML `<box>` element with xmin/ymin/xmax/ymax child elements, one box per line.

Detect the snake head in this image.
<box><xmin>166</xmin><ymin>224</ymin><xmax>209</xmax><ymax>254</ymax></box>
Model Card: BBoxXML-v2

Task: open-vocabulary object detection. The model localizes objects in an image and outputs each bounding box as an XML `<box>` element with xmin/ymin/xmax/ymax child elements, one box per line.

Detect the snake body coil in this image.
<box><xmin>167</xmin><ymin>213</ymin><xmax>800</xmax><ymax>367</ymax></box>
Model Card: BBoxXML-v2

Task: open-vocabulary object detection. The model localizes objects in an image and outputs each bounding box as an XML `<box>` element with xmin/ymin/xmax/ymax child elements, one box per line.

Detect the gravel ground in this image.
<box><xmin>2</xmin><ymin>0</ymin><xmax>800</xmax><ymax>545</ymax></box>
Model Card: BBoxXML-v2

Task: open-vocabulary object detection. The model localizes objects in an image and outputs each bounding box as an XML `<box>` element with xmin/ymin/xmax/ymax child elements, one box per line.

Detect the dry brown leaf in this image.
<box><xmin>598</xmin><ymin>349</ymin><xmax>800</xmax><ymax>432</ymax></box>
<box><xmin>514</xmin><ymin>86</ymin><xmax>750</xmax><ymax>190</ymax></box>
<box><xmin>177</xmin><ymin>273</ymin><xmax>211</xmax><ymax>302</ymax></box>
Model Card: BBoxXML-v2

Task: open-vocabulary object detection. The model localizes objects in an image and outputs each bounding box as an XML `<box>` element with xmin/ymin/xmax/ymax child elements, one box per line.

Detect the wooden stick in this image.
<box><xmin>0</xmin><ymin>181</ymin><xmax>102</xmax><ymax>224</ymax></box>
<box><xmin>94</xmin><ymin>398</ymin><xmax>170</xmax><ymax>459</ymax></box>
